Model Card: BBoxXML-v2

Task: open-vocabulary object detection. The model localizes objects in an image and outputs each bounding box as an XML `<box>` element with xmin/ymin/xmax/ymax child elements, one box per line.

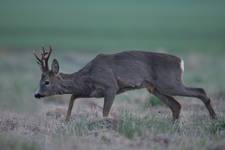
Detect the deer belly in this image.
<box><xmin>116</xmin><ymin>76</ymin><xmax>148</xmax><ymax>93</ymax></box>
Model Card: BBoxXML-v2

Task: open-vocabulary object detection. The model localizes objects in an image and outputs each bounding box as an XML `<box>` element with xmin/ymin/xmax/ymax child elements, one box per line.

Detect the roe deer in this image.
<box><xmin>34</xmin><ymin>47</ymin><xmax>216</xmax><ymax>121</ymax></box>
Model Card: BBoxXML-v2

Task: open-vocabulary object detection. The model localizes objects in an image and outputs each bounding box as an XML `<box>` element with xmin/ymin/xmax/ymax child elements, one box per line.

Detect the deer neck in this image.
<box><xmin>58</xmin><ymin>72</ymin><xmax>84</xmax><ymax>95</ymax></box>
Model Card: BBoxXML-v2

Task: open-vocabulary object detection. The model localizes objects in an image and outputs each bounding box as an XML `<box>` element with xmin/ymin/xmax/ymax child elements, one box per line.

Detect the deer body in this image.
<box><xmin>34</xmin><ymin>48</ymin><xmax>216</xmax><ymax>121</ymax></box>
<box><xmin>66</xmin><ymin>52</ymin><xmax>182</xmax><ymax>96</ymax></box>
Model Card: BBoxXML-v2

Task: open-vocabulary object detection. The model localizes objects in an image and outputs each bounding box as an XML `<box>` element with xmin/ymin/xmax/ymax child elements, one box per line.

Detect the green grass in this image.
<box><xmin>205</xmin><ymin>120</ymin><xmax>225</xmax><ymax>136</ymax></box>
<box><xmin>118</xmin><ymin>110</ymin><xmax>178</xmax><ymax>139</ymax></box>
<box><xmin>0</xmin><ymin>0</ymin><xmax>225</xmax><ymax>52</ymax></box>
<box><xmin>118</xmin><ymin>111</ymin><xmax>143</xmax><ymax>139</ymax></box>
<box><xmin>117</xmin><ymin>110</ymin><xmax>225</xmax><ymax>142</ymax></box>
<box><xmin>55</xmin><ymin>116</ymin><xmax>90</xmax><ymax>136</ymax></box>
<box><xmin>143</xmin><ymin>96</ymin><xmax>164</xmax><ymax>109</ymax></box>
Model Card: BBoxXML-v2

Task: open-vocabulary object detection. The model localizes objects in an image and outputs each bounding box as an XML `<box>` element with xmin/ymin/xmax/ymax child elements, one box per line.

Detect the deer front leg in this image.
<box><xmin>66</xmin><ymin>94</ymin><xmax>77</xmax><ymax>121</ymax></box>
<box><xmin>103</xmin><ymin>90</ymin><xmax>116</xmax><ymax>117</ymax></box>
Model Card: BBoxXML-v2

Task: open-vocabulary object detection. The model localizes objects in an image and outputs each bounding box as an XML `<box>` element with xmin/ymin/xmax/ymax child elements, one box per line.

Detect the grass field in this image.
<box><xmin>0</xmin><ymin>0</ymin><xmax>225</xmax><ymax>150</ymax></box>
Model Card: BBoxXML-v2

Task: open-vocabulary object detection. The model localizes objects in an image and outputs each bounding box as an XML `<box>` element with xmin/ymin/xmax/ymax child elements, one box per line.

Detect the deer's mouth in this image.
<box><xmin>34</xmin><ymin>93</ymin><xmax>45</xmax><ymax>99</ymax></box>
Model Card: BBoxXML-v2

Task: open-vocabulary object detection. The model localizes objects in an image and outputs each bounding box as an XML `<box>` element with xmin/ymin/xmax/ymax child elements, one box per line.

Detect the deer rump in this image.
<box><xmin>80</xmin><ymin>51</ymin><xmax>183</xmax><ymax>96</ymax></box>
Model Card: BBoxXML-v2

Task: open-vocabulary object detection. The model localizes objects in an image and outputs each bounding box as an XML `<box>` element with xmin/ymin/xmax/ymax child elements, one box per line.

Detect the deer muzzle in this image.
<box><xmin>34</xmin><ymin>93</ymin><xmax>45</xmax><ymax>99</ymax></box>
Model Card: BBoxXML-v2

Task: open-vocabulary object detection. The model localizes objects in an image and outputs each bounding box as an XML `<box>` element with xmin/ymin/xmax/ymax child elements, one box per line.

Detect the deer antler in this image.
<box><xmin>34</xmin><ymin>46</ymin><xmax>53</xmax><ymax>72</ymax></box>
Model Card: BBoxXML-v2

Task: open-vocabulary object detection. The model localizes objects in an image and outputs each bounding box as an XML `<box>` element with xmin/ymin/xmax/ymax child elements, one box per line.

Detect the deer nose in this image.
<box><xmin>34</xmin><ymin>93</ymin><xmax>44</xmax><ymax>99</ymax></box>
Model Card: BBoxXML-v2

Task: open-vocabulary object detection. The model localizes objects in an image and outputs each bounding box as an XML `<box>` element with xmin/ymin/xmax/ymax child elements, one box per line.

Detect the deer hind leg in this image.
<box><xmin>147</xmin><ymin>87</ymin><xmax>181</xmax><ymax>121</ymax></box>
<box><xmin>166</xmin><ymin>86</ymin><xmax>216</xmax><ymax>119</ymax></box>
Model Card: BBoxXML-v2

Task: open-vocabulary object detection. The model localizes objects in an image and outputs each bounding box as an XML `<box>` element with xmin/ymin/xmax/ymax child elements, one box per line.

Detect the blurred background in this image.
<box><xmin>0</xmin><ymin>0</ymin><xmax>225</xmax><ymax>52</ymax></box>
<box><xmin>0</xmin><ymin>0</ymin><xmax>224</xmax><ymax>116</ymax></box>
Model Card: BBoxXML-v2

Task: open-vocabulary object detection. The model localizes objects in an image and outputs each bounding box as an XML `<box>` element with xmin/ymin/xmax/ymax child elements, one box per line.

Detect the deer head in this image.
<box><xmin>34</xmin><ymin>46</ymin><xmax>62</xmax><ymax>98</ymax></box>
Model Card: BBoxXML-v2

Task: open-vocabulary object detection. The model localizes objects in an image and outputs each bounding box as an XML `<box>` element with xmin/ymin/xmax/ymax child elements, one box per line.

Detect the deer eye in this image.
<box><xmin>44</xmin><ymin>81</ymin><xmax>50</xmax><ymax>85</ymax></box>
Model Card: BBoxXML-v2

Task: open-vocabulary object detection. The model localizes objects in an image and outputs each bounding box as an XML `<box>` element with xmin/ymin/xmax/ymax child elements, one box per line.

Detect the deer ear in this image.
<box><xmin>51</xmin><ymin>59</ymin><xmax>59</xmax><ymax>74</ymax></box>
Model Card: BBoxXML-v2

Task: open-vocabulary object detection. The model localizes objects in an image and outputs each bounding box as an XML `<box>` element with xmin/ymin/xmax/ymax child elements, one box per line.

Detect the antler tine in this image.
<box><xmin>34</xmin><ymin>50</ymin><xmax>44</xmax><ymax>69</ymax></box>
<box><xmin>41</xmin><ymin>47</ymin><xmax>47</xmax><ymax>58</ymax></box>
<box><xmin>42</xmin><ymin>46</ymin><xmax>46</xmax><ymax>53</ymax></box>
<box><xmin>34</xmin><ymin>46</ymin><xmax>53</xmax><ymax>72</ymax></box>
<box><xmin>42</xmin><ymin>46</ymin><xmax>52</xmax><ymax>70</ymax></box>
<box><xmin>46</xmin><ymin>46</ymin><xmax>52</xmax><ymax>61</ymax></box>
<box><xmin>34</xmin><ymin>52</ymin><xmax>42</xmax><ymax>62</ymax></box>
